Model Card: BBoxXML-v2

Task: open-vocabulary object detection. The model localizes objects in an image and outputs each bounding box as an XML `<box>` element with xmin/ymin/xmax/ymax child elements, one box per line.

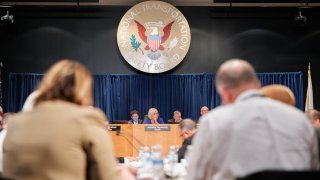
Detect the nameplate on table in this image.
<box><xmin>108</xmin><ymin>125</ymin><xmax>121</xmax><ymax>131</ymax></box>
<box><xmin>145</xmin><ymin>126</ymin><xmax>171</xmax><ymax>131</ymax></box>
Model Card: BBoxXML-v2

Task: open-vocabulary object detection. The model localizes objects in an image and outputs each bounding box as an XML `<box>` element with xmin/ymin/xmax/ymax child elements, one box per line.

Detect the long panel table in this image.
<box><xmin>109</xmin><ymin>124</ymin><xmax>183</xmax><ymax>157</ymax></box>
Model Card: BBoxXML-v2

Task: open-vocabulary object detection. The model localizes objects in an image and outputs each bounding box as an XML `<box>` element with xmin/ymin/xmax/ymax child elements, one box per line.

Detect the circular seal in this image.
<box><xmin>117</xmin><ymin>1</ymin><xmax>191</xmax><ymax>73</ymax></box>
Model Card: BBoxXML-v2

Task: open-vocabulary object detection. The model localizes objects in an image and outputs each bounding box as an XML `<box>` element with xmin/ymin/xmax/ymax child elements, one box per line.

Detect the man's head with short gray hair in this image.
<box><xmin>200</xmin><ymin>106</ymin><xmax>209</xmax><ymax>116</ymax></box>
<box><xmin>216</xmin><ymin>59</ymin><xmax>260</xmax><ymax>104</ymax></box>
<box><xmin>179</xmin><ymin>118</ymin><xmax>196</xmax><ymax>131</ymax></box>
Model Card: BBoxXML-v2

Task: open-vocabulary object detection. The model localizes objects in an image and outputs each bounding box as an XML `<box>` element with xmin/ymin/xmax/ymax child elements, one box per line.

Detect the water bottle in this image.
<box><xmin>138</xmin><ymin>146</ymin><xmax>144</xmax><ymax>160</ymax></box>
<box><xmin>167</xmin><ymin>145</ymin><xmax>178</xmax><ymax>177</ymax></box>
<box><xmin>138</xmin><ymin>146</ymin><xmax>153</xmax><ymax>179</ymax></box>
<box><xmin>151</xmin><ymin>144</ymin><xmax>164</xmax><ymax>180</ymax></box>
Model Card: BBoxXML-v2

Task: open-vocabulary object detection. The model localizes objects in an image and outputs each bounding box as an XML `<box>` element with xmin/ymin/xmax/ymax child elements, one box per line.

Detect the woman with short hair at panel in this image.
<box><xmin>3</xmin><ymin>59</ymin><xmax>133</xmax><ymax>180</ymax></box>
<box><xmin>144</xmin><ymin>108</ymin><xmax>165</xmax><ymax>124</ymax></box>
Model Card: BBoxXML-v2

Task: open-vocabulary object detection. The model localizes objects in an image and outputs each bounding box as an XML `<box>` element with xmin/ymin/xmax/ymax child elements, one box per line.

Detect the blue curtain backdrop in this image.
<box><xmin>7</xmin><ymin>73</ymin><xmax>42</xmax><ymax>112</ymax></box>
<box><xmin>8</xmin><ymin>72</ymin><xmax>303</xmax><ymax>122</ymax></box>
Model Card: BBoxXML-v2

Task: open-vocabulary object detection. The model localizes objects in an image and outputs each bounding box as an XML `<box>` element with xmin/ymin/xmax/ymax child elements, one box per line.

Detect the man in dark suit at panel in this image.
<box><xmin>128</xmin><ymin>110</ymin><xmax>143</xmax><ymax>124</ymax></box>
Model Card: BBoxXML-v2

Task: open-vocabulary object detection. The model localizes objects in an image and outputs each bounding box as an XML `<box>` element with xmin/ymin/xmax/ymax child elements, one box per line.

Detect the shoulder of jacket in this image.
<box><xmin>72</xmin><ymin>106</ymin><xmax>108</xmax><ymax>125</ymax></box>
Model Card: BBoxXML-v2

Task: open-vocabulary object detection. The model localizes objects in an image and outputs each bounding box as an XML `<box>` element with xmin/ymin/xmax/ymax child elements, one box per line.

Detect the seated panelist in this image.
<box><xmin>128</xmin><ymin>110</ymin><xmax>142</xmax><ymax>124</ymax></box>
<box><xmin>144</xmin><ymin>108</ymin><xmax>164</xmax><ymax>124</ymax></box>
<box><xmin>167</xmin><ymin>110</ymin><xmax>182</xmax><ymax>124</ymax></box>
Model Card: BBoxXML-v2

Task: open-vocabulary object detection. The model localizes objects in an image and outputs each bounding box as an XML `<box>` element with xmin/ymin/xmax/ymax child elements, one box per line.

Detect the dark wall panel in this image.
<box><xmin>2</xmin><ymin>0</ymin><xmax>98</xmax><ymax>2</ymax></box>
<box><xmin>215</xmin><ymin>0</ymin><xmax>319</xmax><ymax>2</ymax></box>
<box><xmin>0</xmin><ymin>6</ymin><xmax>320</xmax><ymax>110</ymax></box>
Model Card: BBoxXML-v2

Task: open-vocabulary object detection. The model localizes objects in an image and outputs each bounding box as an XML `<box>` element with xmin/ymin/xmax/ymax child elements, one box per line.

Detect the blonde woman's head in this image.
<box><xmin>148</xmin><ymin>108</ymin><xmax>159</xmax><ymax>120</ymax></box>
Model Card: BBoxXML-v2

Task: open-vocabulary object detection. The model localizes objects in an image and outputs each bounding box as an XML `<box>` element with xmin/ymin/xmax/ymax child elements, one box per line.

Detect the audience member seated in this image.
<box><xmin>260</xmin><ymin>84</ymin><xmax>296</xmax><ymax>106</ymax></box>
<box><xmin>305</xmin><ymin>109</ymin><xmax>320</xmax><ymax>162</ymax></box>
<box><xmin>306</xmin><ymin>109</ymin><xmax>320</xmax><ymax>128</ymax></box>
<box><xmin>3</xmin><ymin>60</ymin><xmax>133</xmax><ymax>180</ymax></box>
<box><xmin>0</xmin><ymin>113</ymin><xmax>14</xmax><ymax>175</ymax></box>
<box><xmin>187</xmin><ymin>59</ymin><xmax>319</xmax><ymax>180</ymax></box>
<box><xmin>197</xmin><ymin>106</ymin><xmax>209</xmax><ymax>123</ymax></box>
<box><xmin>167</xmin><ymin>110</ymin><xmax>182</xmax><ymax>124</ymax></box>
<box><xmin>177</xmin><ymin>119</ymin><xmax>196</xmax><ymax>162</ymax></box>
<box><xmin>144</xmin><ymin>108</ymin><xmax>164</xmax><ymax>124</ymax></box>
<box><xmin>128</xmin><ymin>110</ymin><xmax>142</xmax><ymax>124</ymax></box>
<box><xmin>200</xmin><ymin>106</ymin><xmax>209</xmax><ymax>116</ymax></box>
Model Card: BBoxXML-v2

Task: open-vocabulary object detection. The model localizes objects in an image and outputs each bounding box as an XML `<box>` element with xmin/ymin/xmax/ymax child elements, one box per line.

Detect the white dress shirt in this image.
<box><xmin>187</xmin><ymin>89</ymin><xmax>319</xmax><ymax>180</ymax></box>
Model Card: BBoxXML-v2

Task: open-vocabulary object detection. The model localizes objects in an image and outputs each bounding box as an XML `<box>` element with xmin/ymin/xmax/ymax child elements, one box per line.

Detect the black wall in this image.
<box><xmin>1</xmin><ymin>6</ymin><xmax>320</xmax><ymax>111</ymax></box>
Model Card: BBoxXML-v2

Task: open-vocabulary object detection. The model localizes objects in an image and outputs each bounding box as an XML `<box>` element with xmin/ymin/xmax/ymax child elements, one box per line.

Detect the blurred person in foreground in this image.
<box><xmin>3</xmin><ymin>60</ymin><xmax>133</xmax><ymax>180</ymax></box>
<box><xmin>187</xmin><ymin>59</ymin><xmax>318</xmax><ymax>180</ymax></box>
<box><xmin>260</xmin><ymin>84</ymin><xmax>296</xmax><ymax>106</ymax></box>
<box><xmin>177</xmin><ymin>119</ymin><xmax>196</xmax><ymax>162</ymax></box>
<box><xmin>260</xmin><ymin>84</ymin><xmax>320</xmax><ymax>164</ymax></box>
<box><xmin>0</xmin><ymin>113</ymin><xmax>15</xmax><ymax>174</ymax></box>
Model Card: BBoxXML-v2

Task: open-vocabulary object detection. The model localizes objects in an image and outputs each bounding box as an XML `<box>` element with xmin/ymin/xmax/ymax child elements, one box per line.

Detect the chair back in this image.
<box><xmin>237</xmin><ymin>170</ymin><xmax>320</xmax><ymax>180</ymax></box>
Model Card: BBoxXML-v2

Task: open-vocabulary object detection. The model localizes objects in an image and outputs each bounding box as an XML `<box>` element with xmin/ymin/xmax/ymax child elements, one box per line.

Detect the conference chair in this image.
<box><xmin>237</xmin><ymin>170</ymin><xmax>320</xmax><ymax>180</ymax></box>
<box><xmin>0</xmin><ymin>177</ymin><xmax>15</xmax><ymax>180</ymax></box>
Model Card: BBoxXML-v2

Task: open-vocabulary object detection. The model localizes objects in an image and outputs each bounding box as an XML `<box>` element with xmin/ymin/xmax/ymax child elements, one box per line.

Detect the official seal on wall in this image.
<box><xmin>117</xmin><ymin>1</ymin><xmax>191</xmax><ymax>73</ymax></box>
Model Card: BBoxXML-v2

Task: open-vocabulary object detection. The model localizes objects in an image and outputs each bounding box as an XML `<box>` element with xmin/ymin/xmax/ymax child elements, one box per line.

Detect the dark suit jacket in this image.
<box><xmin>167</xmin><ymin>119</ymin><xmax>180</xmax><ymax>124</ymax></box>
<box><xmin>128</xmin><ymin>119</ymin><xmax>143</xmax><ymax>124</ymax></box>
<box><xmin>178</xmin><ymin>133</ymin><xmax>195</xmax><ymax>162</ymax></box>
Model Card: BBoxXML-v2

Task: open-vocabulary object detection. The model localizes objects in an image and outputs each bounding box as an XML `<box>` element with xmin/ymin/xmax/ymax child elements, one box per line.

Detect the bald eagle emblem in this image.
<box><xmin>133</xmin><ymin>20</ymin><xmax>174</xmax><ymax>60</ymax></box>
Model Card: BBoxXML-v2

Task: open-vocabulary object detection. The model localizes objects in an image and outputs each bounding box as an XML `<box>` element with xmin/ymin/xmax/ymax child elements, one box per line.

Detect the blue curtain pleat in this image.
<box><xmin>93</xmin><ymin>75</ymin><xmax>112</xmax><ymax>120</ymax></box>
<box><xmin>8</xmin><ymin>73</ymin><xmax>42</xmax><ymax>112</ymax></box>
<box><xmin>8</xmin><ymin>72</ymin><xmax>303</xmax><ymax>123</ymax></box>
